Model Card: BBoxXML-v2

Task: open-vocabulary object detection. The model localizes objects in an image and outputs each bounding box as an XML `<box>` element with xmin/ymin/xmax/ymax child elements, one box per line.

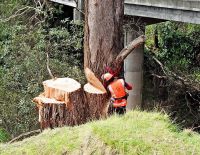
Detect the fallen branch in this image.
<box><xmin>152</xmin><ymin>56</ymin><xmax>167</xmax><ymax>75</ymax></box>
<box><xmin>8</xmin><ymin>129</ymin><xmax>41</xmax><ymax>144</ymax></box>
<box><xmin>150</xmin><ymin>55</ymin><xmax>200</xmax><ymax>92</ymax></box>
<box><xmin>151</xmin><ymin>73</ymin><xmax>167</xmax><ymax>79</ymax></box>
<box><xmin>185</xmin><ymin>93</ymin><xmax>197</xmax><ymax>118</ymax></box>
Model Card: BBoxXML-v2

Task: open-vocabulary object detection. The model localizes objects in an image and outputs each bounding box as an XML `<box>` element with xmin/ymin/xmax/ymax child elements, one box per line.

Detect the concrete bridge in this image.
<box><xmin>51</xmin><ymin>0</ymin><xmax>200</xmax><ymax>24</ymax></box>
<box><xmin>50</xmin><ymin>0</ymin><xmax>200</xmax><ymax>109</ymax></box>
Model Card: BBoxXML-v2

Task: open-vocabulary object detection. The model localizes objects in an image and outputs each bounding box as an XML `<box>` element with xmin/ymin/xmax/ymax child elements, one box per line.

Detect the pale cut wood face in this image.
<box><xmin>43</xmin><ymin>78</ymin><xmax>81</xmax><ymax>92</ymax></box>
<box><xmin>33</xmin><ymin>96</ymin><xmax>65</xmax><ymax>104</ymax></box>
<box><xmin>41</xmin><ymin>78</ymin><xmax>81</xmax><ymax>102</ymax></box>
<box><xmin>84</xmin><ymin>83</ymin><xmax>106</xmax><ymax>94</ymax></box>
<box><xmin>85</xmin><ymin>67</ymin><xmax>107</xmax><ymax>93</ymax></box>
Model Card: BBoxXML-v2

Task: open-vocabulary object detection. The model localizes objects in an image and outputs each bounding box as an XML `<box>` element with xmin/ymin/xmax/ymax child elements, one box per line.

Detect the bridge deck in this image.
<box><xmin>125</xmin><ymin>0</ymin><xmax>200</xmax><ymax>11</ymax></box>
<box><xmin>50</xmin><ymin>0</ymin><xmax>200</xmax><ymax>24</ymax></box>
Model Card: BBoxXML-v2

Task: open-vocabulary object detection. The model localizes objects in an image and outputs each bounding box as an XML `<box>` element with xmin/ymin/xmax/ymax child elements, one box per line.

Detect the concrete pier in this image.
<box><xmin>73</xmin><ymin>0</ymin><xmax>84</xmax><ymax>21</ymax></box>
<box><xmin>124</xmin><ymin>29</ymin><xmax>145</xmax><ymax>110</ymax></box>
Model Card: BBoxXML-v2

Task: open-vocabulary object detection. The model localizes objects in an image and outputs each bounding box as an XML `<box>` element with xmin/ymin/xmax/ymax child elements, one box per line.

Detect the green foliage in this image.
<box><xmin>146</xmin><ymin>22</ymin><xmax>200</xmax><ymax>72</ymax></box>
<box><xmin>0</xmin><ymin>1</ymin><xmax>84</xmax><ymax>137</ymax></box>
<box><xmin>144</xmin><ymin>22</ymin><xmax>200</xmax><ymax>130</ymax></box>
<box><xmin>157</xmin><ymin>22</ymin><xmax>199</xmax><ymax>71</ymax></box>
<box><xmin>0</xmin><ymin>0</ymin><xmax>24</xmax><ymax>18</ymax></box>
<box><xmin>1</xmin><ymin>111</ymin><xmax>200</xmax><ymax>154</ymax></box>
<box><xmin>145</xmin><ymin>25</ymin><xmax>156</xmax><ymax>48</ymax></box>
<box><xmin>0</xmin><ymin>128</ymin><xmax>10</xmax><ymax>142</ymax></box>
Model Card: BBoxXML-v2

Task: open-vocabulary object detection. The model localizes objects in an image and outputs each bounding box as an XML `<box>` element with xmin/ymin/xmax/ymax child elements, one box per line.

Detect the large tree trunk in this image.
<box><xmin>84</xmin><ymin>0</ymin><xmax>124</xmax><ymax>117</ymax></box>
<box><xmin>84</xmin><ymin>0</ymin><xmax>124</xmax><ymax>79</ymax></box>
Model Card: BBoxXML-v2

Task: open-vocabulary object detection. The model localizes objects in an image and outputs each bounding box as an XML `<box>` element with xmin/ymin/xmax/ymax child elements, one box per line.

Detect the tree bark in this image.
<box><xmin>65</xmin><ymin>88</ymin><xmax>87</xmax><ymax>126</ymax></box>
<box><xmin>84</xmin><ymin>0</ymin><xmax>124</xmax><ymax>79</ymax></box>
<box><xmin>83</xmin><ymin>0</ymin><xmax>124</xmax><ymax>119</ymax></box>
<box><xmin>33</xmin><ymin>100</ymin><xmax>66</xmax><ymax>129</ymax></box>
<box><xmin>84</xmin><ymin>83</ymin><xmax>108</xmax><ymax>120</ymax></box>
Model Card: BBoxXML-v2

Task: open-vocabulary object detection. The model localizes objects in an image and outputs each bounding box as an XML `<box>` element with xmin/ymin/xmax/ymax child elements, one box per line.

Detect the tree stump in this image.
<box><xmin>65</xmin><ymin>88</ymin><xmax>87</xmax><ymax>126</ymax></box>
<box><xmin>33</xmin><ymin>78</ymin><xmax>87</xmax><ymax>129</ymax></box>
<box><xmin>33</xmin><ymin>97</ymin><xmax>66</xmax><ymax>129</ymax></box>
<box><xmin>84</xmin><ymin>83</ymin><xmax>108</xmax><ymax>120</ymax></box>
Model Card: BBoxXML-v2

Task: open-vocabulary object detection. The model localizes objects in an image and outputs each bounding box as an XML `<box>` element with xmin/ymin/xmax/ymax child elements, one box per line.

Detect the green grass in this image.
<box><xmin>1</xmin><ymin>111</ymin><xmax>200</xmax><ymax>155</ymax></box>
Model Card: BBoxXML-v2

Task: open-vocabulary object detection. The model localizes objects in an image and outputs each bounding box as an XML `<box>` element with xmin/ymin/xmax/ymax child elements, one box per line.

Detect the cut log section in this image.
<box><xmin>33</xmin><ymin>78</ymin><xmax>87</xmax><ymax>129</ymax></box>
<box><xmin>65</xmin><ymin>88</ymin><xmax>87</xmax><ymax>126</ymax></box>
<box><xmin>43</xmin><ymin>78</ymin><xmax>81</xmax><ymax>103</ymax></box>
<box><xmin>84</xmin><ymin>83</ymin><xmax>109</xmax><ymax>120</ymax></box>
<box><xmin>33</xmin><ymin>97</ymin><xmax>66</xmax><ymax>129</ymax></box>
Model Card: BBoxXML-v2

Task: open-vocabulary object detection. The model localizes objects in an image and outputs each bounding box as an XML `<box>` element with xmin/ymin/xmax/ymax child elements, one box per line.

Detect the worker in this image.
<box><xmin>102</xmin><ymin>72</ymin><xmax>132</xmax><ymax>115</ymax></box>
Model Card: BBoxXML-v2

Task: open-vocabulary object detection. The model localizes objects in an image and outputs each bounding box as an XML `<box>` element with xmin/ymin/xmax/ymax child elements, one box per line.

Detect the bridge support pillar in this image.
<box><xmin>124</xmin><ymin>25</ymin><xmax>145</xmax><ymax>110</ymax></box>
<box><xmin>73</xmin><ymin>0</ymin><xmax>84</xmax><ymax>21</ymax></box>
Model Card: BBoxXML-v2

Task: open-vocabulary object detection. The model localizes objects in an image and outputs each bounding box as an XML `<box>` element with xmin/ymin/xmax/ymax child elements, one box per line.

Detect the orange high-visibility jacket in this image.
<box><xmin>108</xmin><ymin>79</ymin><xmax>127</xmax><ymax>107</ymax></box>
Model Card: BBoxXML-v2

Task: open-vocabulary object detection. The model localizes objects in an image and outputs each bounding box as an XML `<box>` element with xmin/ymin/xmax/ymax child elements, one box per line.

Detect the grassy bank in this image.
<box><xmin>1</xmin><ymin>111</ymin><xmax>200</xmax><ymax>155</ymax></box>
